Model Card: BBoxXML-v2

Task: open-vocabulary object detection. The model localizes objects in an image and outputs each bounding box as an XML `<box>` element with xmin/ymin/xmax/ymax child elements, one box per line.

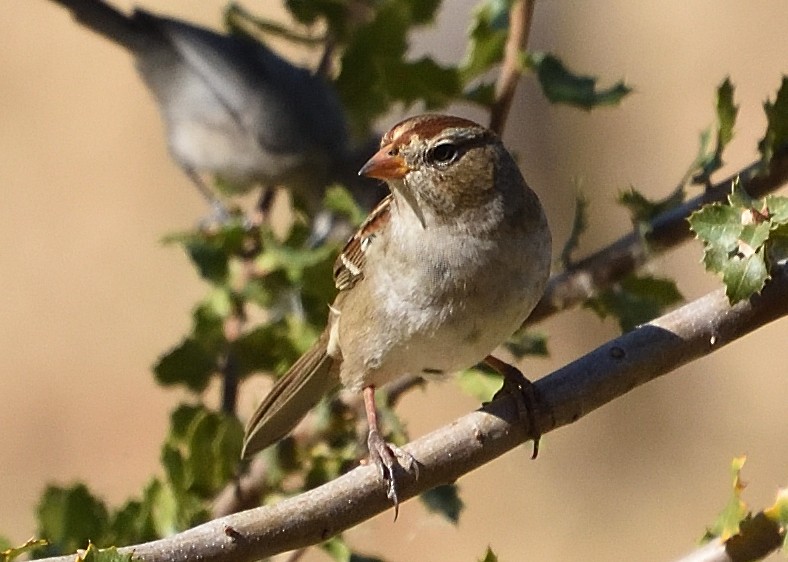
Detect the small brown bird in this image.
<box><xmin>242</xmin><ymin>114</ymin><xmax>552</xmax><ymax>510</ymax></box>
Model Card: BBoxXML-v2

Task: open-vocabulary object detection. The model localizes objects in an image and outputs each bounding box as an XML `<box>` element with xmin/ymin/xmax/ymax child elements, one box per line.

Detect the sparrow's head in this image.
<box><xmin>358</xmin><ymin>114</ymin><xmax>524</xmax><ymax>226</ymax></box>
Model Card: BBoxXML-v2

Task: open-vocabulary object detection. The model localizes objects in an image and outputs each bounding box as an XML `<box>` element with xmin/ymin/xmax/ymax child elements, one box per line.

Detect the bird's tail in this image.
<box><xmin>241</xmin><ymin>329</ymin><xmax>340</xmax><ymax>459</ymax></box>
<box><xmin>48</xmin><ymin>0</ymin><xmax>157</xmax><ymax>52</ymax></box>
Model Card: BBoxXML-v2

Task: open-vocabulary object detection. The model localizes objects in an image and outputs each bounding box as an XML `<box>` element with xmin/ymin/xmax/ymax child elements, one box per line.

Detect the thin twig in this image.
<box><xmin>489</xmin><ymin>0</ymin><xmax>536</xmax><ymax>135</ymax></box>
<box><xmin>35</xmin><ymin>265</ymin><xmax>788</xmax><ymax>562</ymax></box>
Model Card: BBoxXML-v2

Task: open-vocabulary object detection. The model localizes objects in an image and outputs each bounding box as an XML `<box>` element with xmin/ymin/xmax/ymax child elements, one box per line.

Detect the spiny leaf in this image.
<box><xmin>758</xmin><ymin>75</ymin><xmax>788</xmax><ymax>166</ymax></box>
<box><xmin>688</xmin><ymin>203</ymin><xmax>742</xmax><ymax>251</ymax></box>
<box><xmin>420</xmin><ymin>484</ymin><xmax>465</xmax><ymax>524</ymax></box>
<box><xmin>721</xmin><ymin>249</ymin><xmax>769</xmax><ymax>304</ymax></box>
<box><xmin>524</xmin><ymin>52</ymin><xmax>631</xmax><ymax>109</ymax></box>
<box><xmin>703</xmin><ymin>456</ymin><xmax>749</xmax><ymax>542</ymax></box>
<box><xmin>692</xmin><ymin>78</ymin><xmax>739</xmax><ymax>183</ymax></box>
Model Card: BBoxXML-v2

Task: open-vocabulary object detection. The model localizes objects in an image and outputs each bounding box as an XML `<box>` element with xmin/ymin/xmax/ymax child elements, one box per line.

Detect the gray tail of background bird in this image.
<box><xmin>47</xmin><ymin>0</ymin><xmax>157</xmax><ymax>52</ymax></box>
<box><xmin>241</xmin><ymin>330</ymin><xmax>340</xmax><ymax>459</ymax></box>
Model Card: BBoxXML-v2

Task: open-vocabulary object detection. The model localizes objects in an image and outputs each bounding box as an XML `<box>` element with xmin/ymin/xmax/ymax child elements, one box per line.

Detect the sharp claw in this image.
<box><xmin>367</xmin><ymin>429</ymin><xmax>418</xmax><ymax>521</ymax></box>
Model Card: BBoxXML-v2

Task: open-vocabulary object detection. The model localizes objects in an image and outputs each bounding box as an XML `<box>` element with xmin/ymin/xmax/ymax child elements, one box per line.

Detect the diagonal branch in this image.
<box><xmin>528</xmin><ymin>148</ymin><xmax>788</xmax><ymax>324</ymax></box>
<box><xmin>35</xmin><ymin>264</ymin><xmax>788</xmax><ymax>562</ymax></box>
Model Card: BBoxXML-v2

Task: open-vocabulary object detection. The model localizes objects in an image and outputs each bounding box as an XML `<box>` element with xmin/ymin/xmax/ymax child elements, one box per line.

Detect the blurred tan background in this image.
<box><xmin>2</xmin><ymin>1</ymin><xmax>786</xmax><ymax>560</ymax></box>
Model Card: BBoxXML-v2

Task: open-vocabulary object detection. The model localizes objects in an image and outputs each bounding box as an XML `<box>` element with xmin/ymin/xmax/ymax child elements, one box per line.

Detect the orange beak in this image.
<box><xmin>358</xmin><ymin>144</ymin><xmax>409</xmax><ymax>180</ymax></box>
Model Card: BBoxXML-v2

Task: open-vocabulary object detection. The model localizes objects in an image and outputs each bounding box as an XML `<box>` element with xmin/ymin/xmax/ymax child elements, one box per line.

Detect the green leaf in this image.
<box><xmin>460</xmin><ymin>0</ymin><xmax>510</xmax><ymax>83</ymax></box>
<box><xmin>716</xmin><ymin>78</ymin><xmax>738</xmax><ymax>152</ymax></box>
<box><xmin>108</xmin><ymin>498</ymin><xmax>156</xmax><ymax>547</ymax></box>
<box><xmin>164</xmin><ymin>220</ymin><xmax>250</xmax><ymax>284</ymax></box>
<box><xmin>703</xmin><ymin>456</ymin><xmax>749</xmax><ymax>542</ymax></box>
<box><xmin>504</xmin><ymin>329</ymin><xmax>548</xmax><ymax>359</ymax></box>
<box><xmin>230</xmin><ymin>320</ymin><xmax>306</xmax><ymax>378</ymax></box>
<box><xmin>525</xmin><ymin>52</ymin><xmax>631</xmax><ymax>109</ymax></box>
<box><xmin>765</xmin><ymin>194</ymin><xmax>788</xmax><ymax>223</ymax></box>
<box><xmin>456</xmin><ymin>368</ymin><xmax>503</xmax><ymax>402</ymax></box>
<box><xmin>153</xmin><ymin>337</ymin><xmax>217</xmax><ymax>392</ymax></box>
<box><xmin>323</xmin><ymin>184</ymin><xmax>366</xmax><ymax>227</ymax></box>
<box><xmin>77</xmin><ymin>544</ymin><xmax>134</xmax><ymax>562</ymax></box>
<box><xmin>721</xmin><ymin>249</ymin><xmax>769</xmax><ymax>304</ymax></box>
<box><xmin>559</xmin><ymin>191</ymin><xmax>589</xmax><ymax>267</ymax></box>
<box><xmin>420</xmin><ymin>484</ymin><xmax>464</xmax><ymax>524</ymax></box>
<box><xmin>1</xmin><ymin>538</ymin><xmax>48</xmax><ymax>562</ymax></box>
<box><xmin>479</xmin><ymin>546</ymin><xmax>499</xmax><ymax>562</ymax></box>
<box><xmin>584</xmin><ymin>274</ymin><xmax>683</xmax><ymax>332</ymax></box>
<box><xmin>618</xmin><ymin>185</ymin><xmax>684</xmax><ymax>224</ymax></box>
<box><xmin>321</xmin><ymin>535</ymin><xmax>385</xmax><ymax>562</ymax></box>
<box><xmin>691</xmin><ymin>78</ymin><xmax>739</xmax><ymax>183</ymax></box>
<box><xmin>335</xmin><ymin>0</ymin><xmax>461</xmax><ymax>132</ymax></box>
<box><xmin>36</xmin><ymin>484</ymin><xmax>110</xmax><ymax>555</ymax></box>
<box><xmin>384</xmin><ymin>57</ymin><xmax>462</xmax><ymax>110</ymax></box>
<box><xmin>758</xmin><ymin>76</ymin><xmax>788</xmax><ymax>165</ymax></box>
<box><xmin>688</xmin><ymin>203</ymin><xmax>742</xmax><ymax>251</ymax></box>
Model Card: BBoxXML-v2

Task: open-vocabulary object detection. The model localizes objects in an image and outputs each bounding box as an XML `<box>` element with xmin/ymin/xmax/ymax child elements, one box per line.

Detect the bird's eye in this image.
<box><xmin>428</xmin><ymin>142</ymin><xmax>459</xmax><ymax>165</ymax></box>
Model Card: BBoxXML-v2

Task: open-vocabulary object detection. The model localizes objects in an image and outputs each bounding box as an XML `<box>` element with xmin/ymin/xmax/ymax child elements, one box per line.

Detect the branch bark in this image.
<box><xmin>35</xmin><ymin>264</ymin><xmax>788</xmax><ymax>562</ymax></box>
<box><xmin>489</xmin><ymin>0</ymin><xmax>536</xmax><ymax>135</ymax></box>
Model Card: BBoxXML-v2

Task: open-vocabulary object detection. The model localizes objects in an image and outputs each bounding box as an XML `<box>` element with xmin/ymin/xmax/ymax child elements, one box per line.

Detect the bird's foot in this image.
<box><xmin>488</xmin><ymin>357</ymin><xmax>542</xmax><ymax>459</ymax></box>
<box><xmin>366</xmin><ymin>429</ymin><xmax>419</xmax><ymax>520</ymax></box>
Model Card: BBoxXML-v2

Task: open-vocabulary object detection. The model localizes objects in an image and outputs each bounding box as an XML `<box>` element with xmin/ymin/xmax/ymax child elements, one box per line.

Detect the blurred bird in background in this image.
<box><xmin>47</xmin><ymin>0</ymin><xmax>385</xmax><ymax>228</ymax></box>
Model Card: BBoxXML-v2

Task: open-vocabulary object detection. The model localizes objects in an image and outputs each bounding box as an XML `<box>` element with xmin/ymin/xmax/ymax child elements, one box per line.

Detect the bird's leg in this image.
<box><xmin>254</xmin><ymin>187</ymin><xmax>276</xmax><ymax>225</ymax></box>
<box><xmin>484</xmin><ymin>355</ymin><xmax>542</xmax><ymax>459</ymax></box>
<box><xmin>363</xmin><ymin>385</ymin><xmax>418</xmax><ymax>520</ymax></box>
<box><xmin>183</xmin><ymin>166</ymin><xmax>231</xmax><ymax>225</ymax></box>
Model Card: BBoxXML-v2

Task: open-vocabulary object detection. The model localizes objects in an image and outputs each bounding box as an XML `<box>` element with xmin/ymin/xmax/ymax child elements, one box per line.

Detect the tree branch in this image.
<box><xmin>528</xmin><ymin>148</ymin><xmax>788</xmax><ymax>324</ymax></box>
<box><xmin>489</xmin><ymin>0</ymin><xmax>536</xmax><ymax>135</ymax></box>
<box><xmin>35</xmin><ymin>264</ymin><xmax>788</xmax><ymax>562</ymax></box>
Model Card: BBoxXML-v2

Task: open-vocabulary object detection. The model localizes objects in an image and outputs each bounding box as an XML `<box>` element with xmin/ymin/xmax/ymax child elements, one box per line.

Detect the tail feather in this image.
<box><xmin>48</xmin><ymin>0</ymin><xmax>160</xmax><ymax>51</ymax></box>
<box><xmin>242</xmin><ymin>330</ymin><xmax>339</xmax><ymax>459</ymax></box>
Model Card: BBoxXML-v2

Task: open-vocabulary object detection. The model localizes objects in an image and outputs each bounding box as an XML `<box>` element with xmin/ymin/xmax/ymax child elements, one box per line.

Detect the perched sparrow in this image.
<box><xmin>48</xmin><ymin>0</ymin><xmax>382</xmax><ymax>214</ymax></box>
<box><xmin>242</xmin><ymin>114</ymin><xmax>552</xmax><ymax>510</ymax></box>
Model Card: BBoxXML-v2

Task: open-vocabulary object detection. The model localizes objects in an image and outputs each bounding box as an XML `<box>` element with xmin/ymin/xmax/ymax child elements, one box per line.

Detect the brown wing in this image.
<box><xmin>333</xmin><ymin>194</ymin><xmax>392</xmax><ymax>291</ymax></box>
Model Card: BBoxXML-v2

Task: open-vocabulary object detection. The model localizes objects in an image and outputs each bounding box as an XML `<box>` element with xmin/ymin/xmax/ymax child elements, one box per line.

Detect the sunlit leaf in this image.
<box><xmin>457</xmin><ymin>368</ymin><xmax>503</xmax><ymax>402</ymax></box>
<box><xmin>77</xmin><ymin>543</ymin><xmax>134</xmax><ymax>562</ymax></box>
<box><xmin>1</xmin><ymin>538</ymin><xmax>48</xmax><ymax>562</ymax></box>
<box><xmin>703</xmin><ymin>457</ymin><xmax>749</xmax><ymax>542</ymax></box>
<box><xmin>721</xmin><ymin>249</ymin><xmax>769</xmax><ymax>304</ymax></box>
